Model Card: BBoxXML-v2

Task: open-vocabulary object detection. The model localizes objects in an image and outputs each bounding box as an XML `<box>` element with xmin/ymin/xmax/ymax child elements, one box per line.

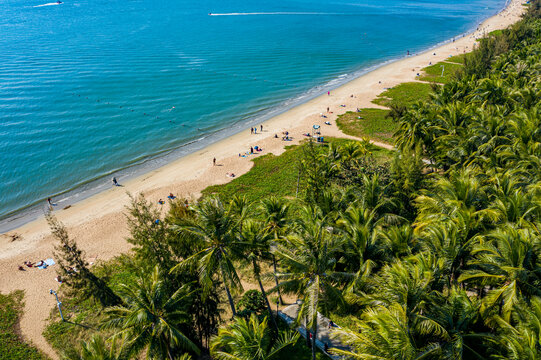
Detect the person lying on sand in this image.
<box><xmin>18</xmin><ymin>265</ymin><xmax>25</xmax><ymax>271</ymax></box>
<box><xmin>24</xmin><ymin>261</ymin><xmax>34</xmax><ymax>267</ymax></box>
<box><xmin>168</xmin><ymin>193</ymin><xmax>176</xmax><ymax>200</ymax></box>
<box><xmin>36</xmin><ymin>260</ymin><xmax>44</xmax><ymax>267</ymax></box>
<box><xmin>325</xmin><ymin>121</ymin><xmax>331</xmax><ymax>125</ymax></box>
<box><xmin>158</xmin><ymin>199</ymin><xmax>165</xmax><ymax>205</ymax></box>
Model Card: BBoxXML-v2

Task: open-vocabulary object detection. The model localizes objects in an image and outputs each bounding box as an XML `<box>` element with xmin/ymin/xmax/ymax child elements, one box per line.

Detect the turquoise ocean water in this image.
<box><xmin>0</xmin><ymin>0</ymin><xmax>507</xmax><ymax>230</ymax></box>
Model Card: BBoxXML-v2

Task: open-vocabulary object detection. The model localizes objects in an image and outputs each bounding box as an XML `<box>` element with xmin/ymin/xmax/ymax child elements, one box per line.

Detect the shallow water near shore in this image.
<box><xmin>0</xmin><ymin>0</ymin><xmax>507</xmax><ymax>229</ymax></box>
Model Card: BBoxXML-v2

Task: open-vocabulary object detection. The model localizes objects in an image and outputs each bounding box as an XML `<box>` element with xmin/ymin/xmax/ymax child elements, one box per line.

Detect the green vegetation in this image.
<box><xmin>339</xmin><ymin>82</ymin><xmax>433</xmax><ymax>142</ymax></box>
<box><xmin>0</xmin><ymin>291</ymin><xmax>48</xmax><ymax>360</ymax></box>
<box><xmin>373</xmin><ymin>82</ymin><xmax>433</xmax><ymax>107</ymax></box>
<box><xmin>445</xmin><ymin>53</ymin><xmax>466</xmax><ymax>64</ymax></box>
<box><xmin>210</xmin><ymin>314</ymin><xmax>298</xmax><ymax>359</ymax></box>
<box><xmin>202</xmin><ymin>144</ymin><xmax>301</xmax><ymax>202</ymax></box>
<box><xmin>419</xmin><ymin>61</ymin><xmax>463</xmax><ymax>83</ymax></box>
<box><xmin>336</xmin><ymin>109</ymin><xmax>395</xmax><ymax>142</ymax></box>
<box><xmin>203</xmin><ymin>138</ymin><xmax>391</xmax><ymax>201</ymax></box>
<box><xmin>42</xmin><ymin>3</ymin><xmax>541</xmax><ymax>360</ymax></box>
<box><xmin>488</xmin><ymin>29</ymin><xmax>504</xmax><ymax>37</ymax></box>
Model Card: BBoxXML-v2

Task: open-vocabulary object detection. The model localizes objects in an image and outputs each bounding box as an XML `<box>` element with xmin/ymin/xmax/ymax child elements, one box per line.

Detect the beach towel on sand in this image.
<box><xmin>38</xmin><ymin>258</ymin><xmax>55</xmax><ymax>269</ymax></box>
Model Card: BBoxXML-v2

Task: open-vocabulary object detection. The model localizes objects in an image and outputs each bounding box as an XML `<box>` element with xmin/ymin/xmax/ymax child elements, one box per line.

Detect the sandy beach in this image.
<box><xmin>0</xmin><ymin>0</ymin><xmax>525</xmax><ymax>357</ymax></box>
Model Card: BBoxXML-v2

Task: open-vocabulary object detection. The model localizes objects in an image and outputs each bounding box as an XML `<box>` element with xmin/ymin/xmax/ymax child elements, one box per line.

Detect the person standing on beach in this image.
<box><xmin>47</xmin><ymin>197</ymin><xmax>54</xmax><ymax>210</ymax></box>
<box><xmin>327</xmin><ymin>91</ymin><xmax>330</xmax><ymax>96</ymax></box>
<box><xmin>250</xmin><ymin>127</ymin><xmax>254</xmax><ymax>134</ymax></box>
<box><xmin>260</xmin><ymin>125</ymin><xmax>263</xmax><ymax>132</ymax></box>
<box><xmin>213</xmin><ymin>157</ymin><xmax>216</xmax><ymax>166</ymax></box>
<box><xmin>112</xmin><ymin>177</ymin><xmax>119</xmax><ymax>186</ymax></box>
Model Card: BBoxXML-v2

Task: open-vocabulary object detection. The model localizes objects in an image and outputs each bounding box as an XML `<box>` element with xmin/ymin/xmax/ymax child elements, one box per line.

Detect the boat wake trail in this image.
<box><xmin>34</xmin><ymin>2</ymin><xmax>61</xmax><ymax>7</ymax></box>
<box><xmin>208</xmin><ymin>12</ymin><xmax>341</xmax><ymax>16</ymax></box>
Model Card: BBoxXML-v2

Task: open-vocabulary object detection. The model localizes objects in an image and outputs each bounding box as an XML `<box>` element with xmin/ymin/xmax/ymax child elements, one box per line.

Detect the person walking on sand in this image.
<box><xmin>213</xmin><ymin>157</ymin><xmax>216</xmax><ymax>166</ymax></box>
<box><xmin>112</xmin><ymin>177</ymin><xmax>119</xmax><ymax>186</ymax></box>
<box><xmin>250</xmin><ymin>127</ymin><xmax>254</xmax><ymax>134</ymax></box>
<box><xmin>47</xmin><ymin>197</ymin><xmax>54</xmax><ymax>210</ymax></box>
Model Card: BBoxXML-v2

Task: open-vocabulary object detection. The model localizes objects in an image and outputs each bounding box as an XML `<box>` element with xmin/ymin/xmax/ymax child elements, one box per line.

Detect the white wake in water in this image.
<box><xmin>209</xmin><ymin>12</ymin><xmax>339</xmax><ymax>16</ymax></box>
<box><xmin>34</xmin><ymin>2</ymin><xmax>61</xmax><ymax>7</ymax></box>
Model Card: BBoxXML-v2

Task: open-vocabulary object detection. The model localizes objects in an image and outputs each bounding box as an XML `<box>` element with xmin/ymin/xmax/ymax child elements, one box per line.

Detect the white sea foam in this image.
<box><xmin>34</xmin><ymin>2</ymin><xmax>61</xmax><ymax>8</ymax></box>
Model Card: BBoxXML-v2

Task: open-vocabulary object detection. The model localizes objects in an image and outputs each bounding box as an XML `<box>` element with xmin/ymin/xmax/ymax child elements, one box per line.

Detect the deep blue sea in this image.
<box><xmin>0</xmin><ymin>0</ymin><xmax>507</xmax><ymax>229</ymax></box>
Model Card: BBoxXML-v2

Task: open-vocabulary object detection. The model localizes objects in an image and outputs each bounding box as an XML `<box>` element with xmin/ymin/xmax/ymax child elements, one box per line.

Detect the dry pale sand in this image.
<box><xmin>0</xmin><ymin>1</ymin><xmax>525</xmax><ymax>357</ymax></box>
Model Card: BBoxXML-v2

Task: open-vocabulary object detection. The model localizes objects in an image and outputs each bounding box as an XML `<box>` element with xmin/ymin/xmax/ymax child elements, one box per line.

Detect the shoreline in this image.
<box><xmin>0</xmin><ymin>0</ymin><xmax>526</xmax><ymax>357</ymax></box>
<box><xmin>0</xmin><ymin>0</ymin><xmax>513</xmax><ymax>233</ymax></box>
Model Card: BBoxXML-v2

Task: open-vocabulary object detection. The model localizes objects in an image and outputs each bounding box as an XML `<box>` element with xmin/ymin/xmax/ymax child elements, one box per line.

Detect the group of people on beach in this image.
<box><xmin>250</xmin><ymin>125</ymin><xmax>263</xmax><ymax>134</ymax></box>
<box><xmin>158</xmin><ymin>193</ymin><xmax>177</xmax><ymax>205</ymax></box>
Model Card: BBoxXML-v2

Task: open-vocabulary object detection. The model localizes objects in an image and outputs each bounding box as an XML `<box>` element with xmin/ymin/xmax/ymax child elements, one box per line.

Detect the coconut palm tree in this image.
<box><xmin>238</xmin><ymin>220</ymin><xmax>279</xmax><ymax>331</ymax></box>
<box><xmin>336</xmin><ymin>204</ymin><xmax>384</xmax><ymax>292</ymax></box>
<box><xmin>272</xmin><ymin>205</ymin><xmax>348</xmax><ymax>360</ymax></box>
<box><xmin>229</xmin><ymin>194</ymin><xmax>253</xmax><ymax>233</ymax></box>
<box><xmin>171</xmin><ymin>196</ymin><xmax>242</xmax><ymax>316</ymax></box>
<box><xmin>418</xmin><ymin>222</ymin><xmax>480</xmax><ymax>286</ymax></box>
<box><xmin>418</xmin><ymin>287</ymin><xmax>495</xmax><ymax>359</ymax></box>
<box><xmin>260</xmin><ymin>197</ymin><xmax>293</xmax><ymax>306</ymax></box>
<box><xmin>491</xmin><ymin>296</ymin><xmax>541</xmax><ymax>360</ymax></box>
<box><xmin>333</xmin><ymin>303</ymin><xmax>441</xmax><ymax>360</ymax></box>
<box><xmin>365</xmin><ymin>259</ymin><xmax>434</xmax><ymax>321</ymax></box>
<box><xmin>459</xmin><ymin>226</ymin><xmax>541</xmax><ymax>321</ymax></box>
<box><xmin>68</xmin><ymin>335</ymin><xmax>121</xmax><ymax>360</ymax></box>
<box><xmin>102</xmin><ymin>267</ymin><xmax>199</xmax><ymax>360</ymax></box>
<box><xmin>210</xmin><ymin>314</ymin><xmax>298</xmax><ymax>360</ymax></box>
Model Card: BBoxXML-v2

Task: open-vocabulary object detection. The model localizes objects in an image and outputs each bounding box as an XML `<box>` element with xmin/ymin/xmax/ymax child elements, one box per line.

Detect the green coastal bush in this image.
<box><xmin>237</xmin><ymin>290</ymin><xmax>267</xmax><ymax>316</ymax></box>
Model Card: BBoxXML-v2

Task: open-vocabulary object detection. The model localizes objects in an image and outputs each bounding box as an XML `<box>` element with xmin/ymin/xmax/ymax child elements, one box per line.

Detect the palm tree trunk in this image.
<box><xmin>223</xmin><ymin>281</ymin><xmax>237</xmax><ymax>317</ymax></box>
<box><xmin>311</xmin><ymin>321</ymin><xmax>318</xmax><ymax>360</ymax></box>
<box><xmin>272</xmin><ymin>254</ymin><xmax>284</xmax><ymax>305</ymax></box>
<box><xmin>253</xmin><ymin>259</ymin><xmax>279</xmax><ymax>332</ymax></box>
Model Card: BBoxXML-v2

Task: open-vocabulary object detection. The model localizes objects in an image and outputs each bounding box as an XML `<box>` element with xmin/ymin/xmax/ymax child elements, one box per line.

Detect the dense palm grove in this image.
<box><xmin>47</xmin><ymin>2</ymin><xmax>541</xmax><ymax>359</ymax></box>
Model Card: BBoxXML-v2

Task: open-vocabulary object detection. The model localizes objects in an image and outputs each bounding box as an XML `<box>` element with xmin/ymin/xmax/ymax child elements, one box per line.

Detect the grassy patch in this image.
<box><xmin>202</xmin><ymin>144</ymin><xmax>303</xmax><ymax>202</ymax></box>
<box><xmin>446</xmin><ymin>54</ymin><xmax>466</xmax><ymax>64</ymax></box>
<box><xmin>372</xmin><ymin>82</ymin><xmax>433</xmax><ymax>108</ymax></box>
<box><xmin>419</xmin><ymin>61</ymin><xmax>463</xmax><ymax>84</ymax></box>
<box><xmin>202</xmin><ymin>138</ymin><xmax>392</xmax><ymax>202</ymax></box>
<box><xmin>336</xmin><ymin>109</ymin><xmax>397</xmax><ymax>143</ymax></box>
<box><xmin>0</xmin><ymin>290</ymin><xmax>48</xmax><ymax>360</ymax></box>
<box><xmin>489</xmin><ymin>29</ymin><xmax>504</xmax><ymax>37</ymax></box>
